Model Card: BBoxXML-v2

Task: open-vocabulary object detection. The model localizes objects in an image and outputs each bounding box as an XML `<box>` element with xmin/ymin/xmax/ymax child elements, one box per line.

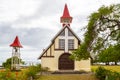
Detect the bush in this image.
<box><xmin>106</xmin><ymin>72</ymin><xmax>120</xmax><ymax>80</ymax></box>
<box><xmin>2</xmin><ymin>57</ymin><xmax>24</xmax><ymax>70</ymax></box>
<box><xmin>25</xmin><ymin>64</ymin><xmax>42</xmax><ymax>79</ymax></box>
<box><xmin>95</xmin><ymin>66</ymin><xmax>120</xmax><ymax>80</ymax></box>
<box><xmin>95</xmin><ymin>66</ymin><xmax>109</xmax><ymax>80</ymax></box>
<box><xmin>0</xmin><ymin>69</ymin><xmax>16</xmax><ymax>80</ymax></box>
<box><xmin>0</xmin><ymin>64</ymin><xmax>43</xmax><ymax>80</ymax></box>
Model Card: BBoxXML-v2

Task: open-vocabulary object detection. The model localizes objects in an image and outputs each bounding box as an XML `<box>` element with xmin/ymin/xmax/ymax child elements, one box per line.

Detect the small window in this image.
<box><xmin>68</xmin><ymin>30</ymin><xmax>73</xmax><ymax>36</ymax></box>
<box><xmin>59</xmin><ymin>39</ymin><xmax>65</xmax><ymax>49</ymax></box>
<box><xmin>60</xmin><ymin>30</ymin><xmax>65</xmax><ymax>36</ymax></box>
<box><xmin>68</xmin><ymin>39</ymin><xmax>74</xmax><ymax>49</ymax></box>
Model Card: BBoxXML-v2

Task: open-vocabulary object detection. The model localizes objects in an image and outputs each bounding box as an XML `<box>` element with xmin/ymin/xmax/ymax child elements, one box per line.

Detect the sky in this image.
<box><xmin>0</xmin><ymin>0</ymin><xmax>120</xmax><ymax>65</ymax></box>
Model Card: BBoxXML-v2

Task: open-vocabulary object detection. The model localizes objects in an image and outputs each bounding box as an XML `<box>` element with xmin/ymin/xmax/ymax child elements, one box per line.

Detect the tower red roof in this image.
<box><xmin>10</xmin><ymin>36</ymin><xmax>23</xmax><ymax>48</ymax></box>
<box><xmin>61</xmin><ymin>4</ymin><xmax>72</xmax><ymax>18</ymax></box>
<box><xmin>60</xmin><ymin>4</ymin><xmax>72</xmax><ymax>25</ymax></box>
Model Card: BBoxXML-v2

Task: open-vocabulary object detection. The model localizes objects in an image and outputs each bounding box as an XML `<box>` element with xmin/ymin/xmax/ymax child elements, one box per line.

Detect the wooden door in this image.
<box><xmin>59</xmin><ymin>53</ymin><xmax>74</xmax><ymax>70</ymax></box>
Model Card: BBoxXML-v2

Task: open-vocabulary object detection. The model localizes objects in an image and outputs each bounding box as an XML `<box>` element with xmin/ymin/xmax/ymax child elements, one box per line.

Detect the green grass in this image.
<box><xmin>38</xmin><ymin>65</ymin><xmax>120</xmax><ymax>80</ymax></box>
<box><xmin>38</xmin><ymin>74</ymin><xmax>98</xmax><ymax>80</ymax></box>
<box><xmin>1</xmin><ymin>65</ymin><xmax>120</xmax><ymax>80</ymax></box>
<box><xmin>91</xmin><ymin>65</ymin><xmax>120</xmax><ymax>72</ymax></box>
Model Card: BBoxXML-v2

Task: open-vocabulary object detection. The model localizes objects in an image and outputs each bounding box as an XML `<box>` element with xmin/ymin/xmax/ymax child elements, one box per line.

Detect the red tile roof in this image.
<box><xmin>10</xmin><ymin>36</ymin><xmax>23</xmax><ymax>48</ymax></box>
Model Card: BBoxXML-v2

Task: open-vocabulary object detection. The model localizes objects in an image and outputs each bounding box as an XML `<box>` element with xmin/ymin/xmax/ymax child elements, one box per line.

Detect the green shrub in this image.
<box><xmin>95</xmin><ymin>66</ymin><xmax>120</xmax><ymax>80</ymax></box>
<box><xmin>0</xmin><ymin>69</ymin><xmax>16</xmax><ymax>80</ymax></box>
<box><xmin>106</xmin><ymin>72</ymin><xmax>120</xmax><ymax>80</ymax></box>
<box><xmin>2</xmin><ymin>57</ymin><xmax>24</xmax><ymax>70</ymax></box>
<box><xmin>95</xmin><ymin>66</ymin><xmax>108</xmax><ymax>80</ymax></box>
<box><xmin>25</xmin><ymin>64</ymin><xmax>42</xmax><ymax>79</ymax></box>
<box><xmin>0</xmin><ymin>64</ymin><xmax>43</xmax><ymax>80</ymax></box>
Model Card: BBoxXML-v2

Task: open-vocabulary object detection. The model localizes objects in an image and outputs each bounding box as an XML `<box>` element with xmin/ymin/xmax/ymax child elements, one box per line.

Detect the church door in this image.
<box><xmin>59</xmin><ymin>53</ymin><xmax>74</xmax><ymax>70</ymax></box>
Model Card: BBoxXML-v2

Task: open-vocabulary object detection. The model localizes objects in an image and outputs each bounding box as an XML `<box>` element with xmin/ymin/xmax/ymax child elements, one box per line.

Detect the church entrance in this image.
<box><xmin>59</xmin><ymin>53</ymin><xmax>74</xmax><ymax>70</ymax></box>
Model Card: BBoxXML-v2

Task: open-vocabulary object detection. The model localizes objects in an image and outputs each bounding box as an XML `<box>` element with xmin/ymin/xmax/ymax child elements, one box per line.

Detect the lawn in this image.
<box><xmin>38</xmin><ymin>74</ymin><xmax>98</xmax><ymax>80</ymax></box>
<box><xmin>1</xmin><ymin>65</ymin><xmax>120</xmax><ymax>80</ymax></box>
<box><xmin>37</xmin><ymin>65</ymin><xmax>120</xmax><ymax>80</ymax></box>
<box><xmin>91</xmin><ymin>65</ymin><xmax>120</xmax><ymax>72</ymax></box>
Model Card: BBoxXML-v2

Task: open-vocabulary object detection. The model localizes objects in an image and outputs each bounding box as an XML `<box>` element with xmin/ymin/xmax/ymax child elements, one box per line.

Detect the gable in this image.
<box><xmin>52</xmin><ymin>26</ymin><xmax>81</xmax><ymax>42</ymax></box>
<box><xmin>38</xmin><ymin>26</ymin><xmax>81</xmax><ymax>59</ymax></box>
<box><xmin>59</xmin><ymin>27</ymin><xmax>74</xmax><ymax>37</ymax></box>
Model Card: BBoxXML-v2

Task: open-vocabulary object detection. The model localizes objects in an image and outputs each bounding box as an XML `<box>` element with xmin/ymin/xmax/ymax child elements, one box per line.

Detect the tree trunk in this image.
<box><xmin>91</xmin><ymin>58</ymin><xmax>93</xmax><ymax>65</ymax></box>
<box><xmin>115</xmin><ymin>62</ymin><xmax>117</xmax><ymax>65</ymax></box>
<box><xmin>106</xmin><ymin>62</ymin><xmax>109</xmax><ymax>65</ymax></box>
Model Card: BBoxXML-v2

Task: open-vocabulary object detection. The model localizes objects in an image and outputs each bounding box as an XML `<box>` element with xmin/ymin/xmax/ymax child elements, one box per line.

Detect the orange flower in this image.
<box><xmin>6</xmin><ymin>72</ymin><xmax>11</xmax><ymax>78</ymax></box>
<box><xmin>16</xmin><ymin>72</ymin><xmax>19</xmax><ymax>77</ymax></box>
<box><xmin>1</xmin><ymin>69</ymin><xmax>4</xmax><ymax>72</ymax></box>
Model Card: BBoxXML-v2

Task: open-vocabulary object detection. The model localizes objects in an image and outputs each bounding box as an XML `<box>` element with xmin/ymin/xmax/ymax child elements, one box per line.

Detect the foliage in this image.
<box><xmin>70</xmin><ymin>44</ymin><xmax>90</xmax><ymax>60</ymax></box>
<box><xmin>2</xmin><ymin>58</ymin><xmax>11</xmax><ymax>69</ymax></box>
<box><xmin>98</xmin><ymin>44</ymin><xmax>120</xmax><ymax>65</ymax></box>
<box><xmin>25</xmin><ymin>64</ymin><xmax>42</xmax><ymax>79</ymax></box>
<box><xmin>106</xmin><ymin>72</ymin><xmax>120</xmax><ymax>80</ymax></box>
<box><xmin>0</xmin><ymin>64</ymin><xmax>44</xmax><ymax>80</ymax></box>
<box><xmin>2</xmin><ymin>57</ymin><xmax>24</xmax><ymax>69</ymax></box>
<box><xmin>95</xmin><ymin>66</ymin><xmax>109</xmax><ymax>80</ymax></box>
<box><xmin>72</xmin><ymin>4</ymin><xmax>120</xmax><ymax>61</ymax></box>
<box><xmin>0</xmin><ymin>69</ymin><xmax>16</xmax><ymax>80</ymax></box>
<box><xmin>95</xmin><ymin>66</ymin><xmax>120</xmax><ymax>80</ymax></box>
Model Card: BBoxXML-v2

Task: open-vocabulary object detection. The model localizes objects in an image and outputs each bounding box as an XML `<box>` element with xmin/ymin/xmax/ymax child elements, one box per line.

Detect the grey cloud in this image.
<box><xmin>0</xmin><ymin>23</ymin><xmax>58</xmax><ymax>64</ymax></box>
<box><xmin>21</xmin><ymin>28</ymin><xmax>56</xmax><ymax>49</ymax></box>
<box><xmin>14</xmin><ymin>0</ymin><xmax>64</xmax><ymax>25</ymax></box>
<box><xmin>0</xmin><ymin>23</ymin><xmax>56</xmax><ymax>49</ymax></box>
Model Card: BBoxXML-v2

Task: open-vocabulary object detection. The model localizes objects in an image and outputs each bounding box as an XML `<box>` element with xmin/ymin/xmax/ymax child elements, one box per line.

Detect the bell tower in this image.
<box><xmin>60</xmin><ymin>4</ymin><xmax>73</xmax><ymax>27</ymax></box>
<box><xmin>10</xmin><ymin>36</ymin><xmax>23</xmax><ymax>70</ymax></box>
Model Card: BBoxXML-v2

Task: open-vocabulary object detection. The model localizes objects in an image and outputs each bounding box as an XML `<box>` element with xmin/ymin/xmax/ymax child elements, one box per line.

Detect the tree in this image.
<box><xmin>112</xmin><ymin>44</ymin><xmax>120</xmax><ymax>64</ymax></box>
<box><xmin>71</xmin><ymin>4</ymin><xmax>120</xmax><ymax>62</ymax></box>
<box><xmin>2</xmin><ymin>57</ymin><xmax>24</xmax><ymax>69</ymax></box>
<box><xmin>98</xmin><ymin>45</ymin><xmax>120</xmax><ymax>65</ymax></box>
<box><xmin>2</xmin><ymin>58</ymin><xmax>11</xmax><ymax>69</ymax></box>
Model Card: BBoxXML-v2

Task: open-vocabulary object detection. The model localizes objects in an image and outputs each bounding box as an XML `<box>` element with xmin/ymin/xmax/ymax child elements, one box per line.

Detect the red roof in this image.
<box><xmin>10</xmin><ymin>36</ymin><xmax>23</xmax><ymax>48</ymax></box>
<box><xmin>61</xmin><ymin>4</ymin><xmax>72</xmax><ymax>18</ymax></box>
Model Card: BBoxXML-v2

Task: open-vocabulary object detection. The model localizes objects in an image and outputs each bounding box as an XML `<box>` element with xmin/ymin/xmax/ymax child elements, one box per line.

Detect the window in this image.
<box><xmin>68</xmin><ymin>39</ymin><xmax>74</xmax><ymax>49</ymax></box>
<box><xmin>68</xmin><ymin>30</ymin><xmax>73</xmax><ymax>36</ymax></box>
<box><xmin>59</xmin><ymin>39</ymin><xmax>65</xmax><ymax>49</ymax></box>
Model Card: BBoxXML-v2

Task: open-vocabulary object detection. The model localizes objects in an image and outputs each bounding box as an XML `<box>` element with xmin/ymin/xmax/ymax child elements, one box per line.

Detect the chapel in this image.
<box><xmin>38</xmin><ymin>4</ymin><xmax>90</xmax><ymax>71</ymax></box>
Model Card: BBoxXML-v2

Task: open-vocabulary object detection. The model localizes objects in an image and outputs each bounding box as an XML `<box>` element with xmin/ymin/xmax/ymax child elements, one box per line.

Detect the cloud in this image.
<box><xmin>0</xmin><ymin>0</ymin><xmax>120</xmax><ymax>65</ymax></box>
<box><xmin>0</xmin><ymin>23</ymin><xmax>57</xmax><ymax>48</ymax></box>
<box><xmin>0</xmin><ymin>23</ymin><xmax>58</xmax><ymax>64</ymax></box>
<box><xmin>0</xmin><ymin>0</ymin><xmax>64</xmax><ymax>29</ymax></box>
<box><xmin>0</xmin><ymin>0</ymin><xmax>41</xmax><ymax>22</ymax></box>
